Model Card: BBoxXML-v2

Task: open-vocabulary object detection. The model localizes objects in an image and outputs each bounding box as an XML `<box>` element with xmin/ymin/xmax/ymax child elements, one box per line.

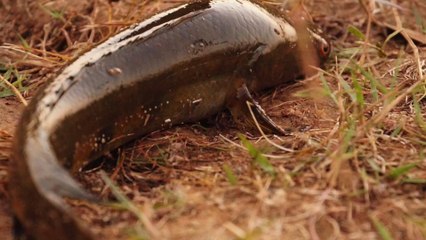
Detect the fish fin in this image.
<box><xmin>26</xmin><ymin>134</ymin><xmax>100</xmax><ymax>205</ymax></box>
<box><xmin>227</xmin><ymin>83</ymin><xmax>289</xmax><ymax>135</ymax></box>
<box><xmin>39</xmin><ymin>165</ymin><xmax>99</xmax><ymax>206</ymax></box>
<box><xmin>29</xmin><ymin>154</ymin><xmax>97</xmax><ymax>206</ymax></box>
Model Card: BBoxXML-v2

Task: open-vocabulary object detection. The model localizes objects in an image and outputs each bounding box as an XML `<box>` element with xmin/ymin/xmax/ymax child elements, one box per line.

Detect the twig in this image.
<box><xmin>367</xmin><ymin>80</ymin><xmax>421</xmax><ymax>127</ymax></box>
<box><xmin>0</xmin><ymin>75</ymin><xmax>28</xmax><ymax>106</ymax></box>
<box><xmin>391</xmin><ymin>0</ymin><xmax>424</xmax><ymax>82</ymax></box>
<box><xmin>358</xmin><ymin>0</ymin><xmax>374</xmax><ymax>65</ymax></box>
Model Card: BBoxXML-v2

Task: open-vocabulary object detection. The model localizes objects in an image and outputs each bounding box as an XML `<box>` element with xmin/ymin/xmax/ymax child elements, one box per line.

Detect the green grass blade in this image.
<box><xmin>388</xmin><ymin>163</ymin><xmax>418</xmax><ymax>180</ymax></box>
<box><xmin>337</xmin><ymin>74</ymin><xmax>356</xmax><ymax>103</ymax></box>
<box><xmin>390</xmin><ymin>124</ymin><xmax>403</xmax><ymax>138</ymax></box>
<box><xmin>343</xmin><ymin>117</ymin><xmax>356</xmax><ymax>152</ymax></box>
<box><xmin>351</xmin><ymin>71</ymin><xmax>365</xmax><ymax>108</ymax></box>
<box><xmin>0</xmin><ymin>68</ymin><xmax>28</xmax><ymax>98</ymax></box>
<box><xmin>38</xmin><ymin>3</ymin><xmax>66</xmax><ymax>22</ymax></box>
<box><xmin>412</xmin><ymin>93</ymin><xmax>426</xmax><ymax>131</ymax></box>
<box><xmin>223</xmin><ymin>164</ymin><xmax>238</xmax><ymax>185</ymax></box>
<box><xmin>412</xmin><ymin>6</ymin><xmax>426</xmax><ymax>33</ymax></box>
<box><xmin>371</xmin><ymin>216</ymin><xmax>394</xmax><ymax>240</ymax></box>
<box><xmin>320</xmin><ymin>74</ymin><xmax>338</xmax><ymax>105</ymax></box>
<box><xmin>348</xmin><ymin>25</ymin><xmax>366</xmax><ymax>41</ymax></box>
<box><xmin>382</xmin><ymin>29</ymin><xmax>402</xmax><ymax>50</ymax></box>
<box><xmin>17</xmin><ymin>33</ymin><xmax>30</xmax><ymax>49</ymax></box>
<box><xmin>402</xmin><ymin>178</ymin><xmax>426</xmax><ymax>184</ymax></box>
<box><xmin>100</xmin><ymin>171</ymin><xmax>150</xmax><ymax>239</ymax></box>
<box><xmin>239</xmin><ymin>134</ymin><xmax>275</xmax><ymax>175</ymax></box>
<box><xmin>354</xmin><ymin>63</ymin><xmax>388</xmax><ymax>96</ymax></box>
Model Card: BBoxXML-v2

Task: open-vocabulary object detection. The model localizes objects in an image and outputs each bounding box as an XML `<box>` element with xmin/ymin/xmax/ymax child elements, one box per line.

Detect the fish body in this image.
<box><xmin>10</xmin><ymin>0</ymin><xmax>330</xmax><ymax>239</ymax></box>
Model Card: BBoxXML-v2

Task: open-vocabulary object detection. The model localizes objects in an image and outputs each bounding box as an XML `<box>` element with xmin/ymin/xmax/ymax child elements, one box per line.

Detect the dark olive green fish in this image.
<box><xmin>10</xmin><ymin>0</ymin><xmax>330</xmax><ymax>239</ymax></box>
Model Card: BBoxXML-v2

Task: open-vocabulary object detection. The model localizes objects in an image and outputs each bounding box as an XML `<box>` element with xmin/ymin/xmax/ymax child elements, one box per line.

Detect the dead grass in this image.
<box><xmin>0</xmin><ymin>0</ymin><xmax>425</xmax><ymax>239</ymax></box>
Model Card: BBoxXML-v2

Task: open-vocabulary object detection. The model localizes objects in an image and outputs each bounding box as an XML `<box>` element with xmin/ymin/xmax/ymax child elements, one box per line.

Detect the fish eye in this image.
<box><xmin>307</xmin><ymin>28</ymin><xmax>331</xmax><ymax>59</ymax></box>
<box><xmin>320</xmin><ymin>40</ymin><xmax>330</xmax><ymax>57</ymax></box>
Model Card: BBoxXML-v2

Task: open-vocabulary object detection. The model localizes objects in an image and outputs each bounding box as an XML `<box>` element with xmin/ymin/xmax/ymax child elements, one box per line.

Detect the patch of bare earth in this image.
<box><xmin>1</xmin><ymin>0</ymin><xmax>425</xmax><ymax>240</ymax></box>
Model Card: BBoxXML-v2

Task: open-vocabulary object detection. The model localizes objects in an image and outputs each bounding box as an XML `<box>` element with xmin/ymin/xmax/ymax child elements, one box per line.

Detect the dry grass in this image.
<box><xmin>1</xmin><ymin>0</ymin><xmax>426</xmax><ymax>239</ymax></box>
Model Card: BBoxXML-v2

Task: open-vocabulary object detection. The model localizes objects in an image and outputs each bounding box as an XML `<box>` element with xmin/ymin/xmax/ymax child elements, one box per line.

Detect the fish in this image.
<box><xmin>9</xmin><ymin>0</ymin><xmax>330</xmax><ymax>239</ymax></box>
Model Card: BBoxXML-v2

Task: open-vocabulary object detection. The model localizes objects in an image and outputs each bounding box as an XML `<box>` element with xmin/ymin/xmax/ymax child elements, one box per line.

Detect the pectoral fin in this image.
<box><xmin>227</xmin><ymin>83</ymin><xmax>288</xmax><ymax>135</ymax></box>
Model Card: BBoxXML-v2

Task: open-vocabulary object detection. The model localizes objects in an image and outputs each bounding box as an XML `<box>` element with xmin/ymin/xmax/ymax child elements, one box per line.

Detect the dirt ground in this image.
<box><xmin>1</xmin><ymin>0</ymin><xmax>425</xmax><ymax>239</ymax></box>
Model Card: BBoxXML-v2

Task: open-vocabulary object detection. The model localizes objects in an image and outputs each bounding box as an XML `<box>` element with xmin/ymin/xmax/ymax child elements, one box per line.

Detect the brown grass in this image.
<box><xmin>1</xmin><ymin>0</ymin><xmax>425</xmax><ymax>239</ymax></box>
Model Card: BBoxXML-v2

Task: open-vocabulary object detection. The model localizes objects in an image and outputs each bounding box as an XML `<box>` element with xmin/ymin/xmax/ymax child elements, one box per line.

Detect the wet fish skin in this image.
<box><xmin>9</xmin><ymin>1</ymin><xmax>330</xmax><ymax>239</ymax></box>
